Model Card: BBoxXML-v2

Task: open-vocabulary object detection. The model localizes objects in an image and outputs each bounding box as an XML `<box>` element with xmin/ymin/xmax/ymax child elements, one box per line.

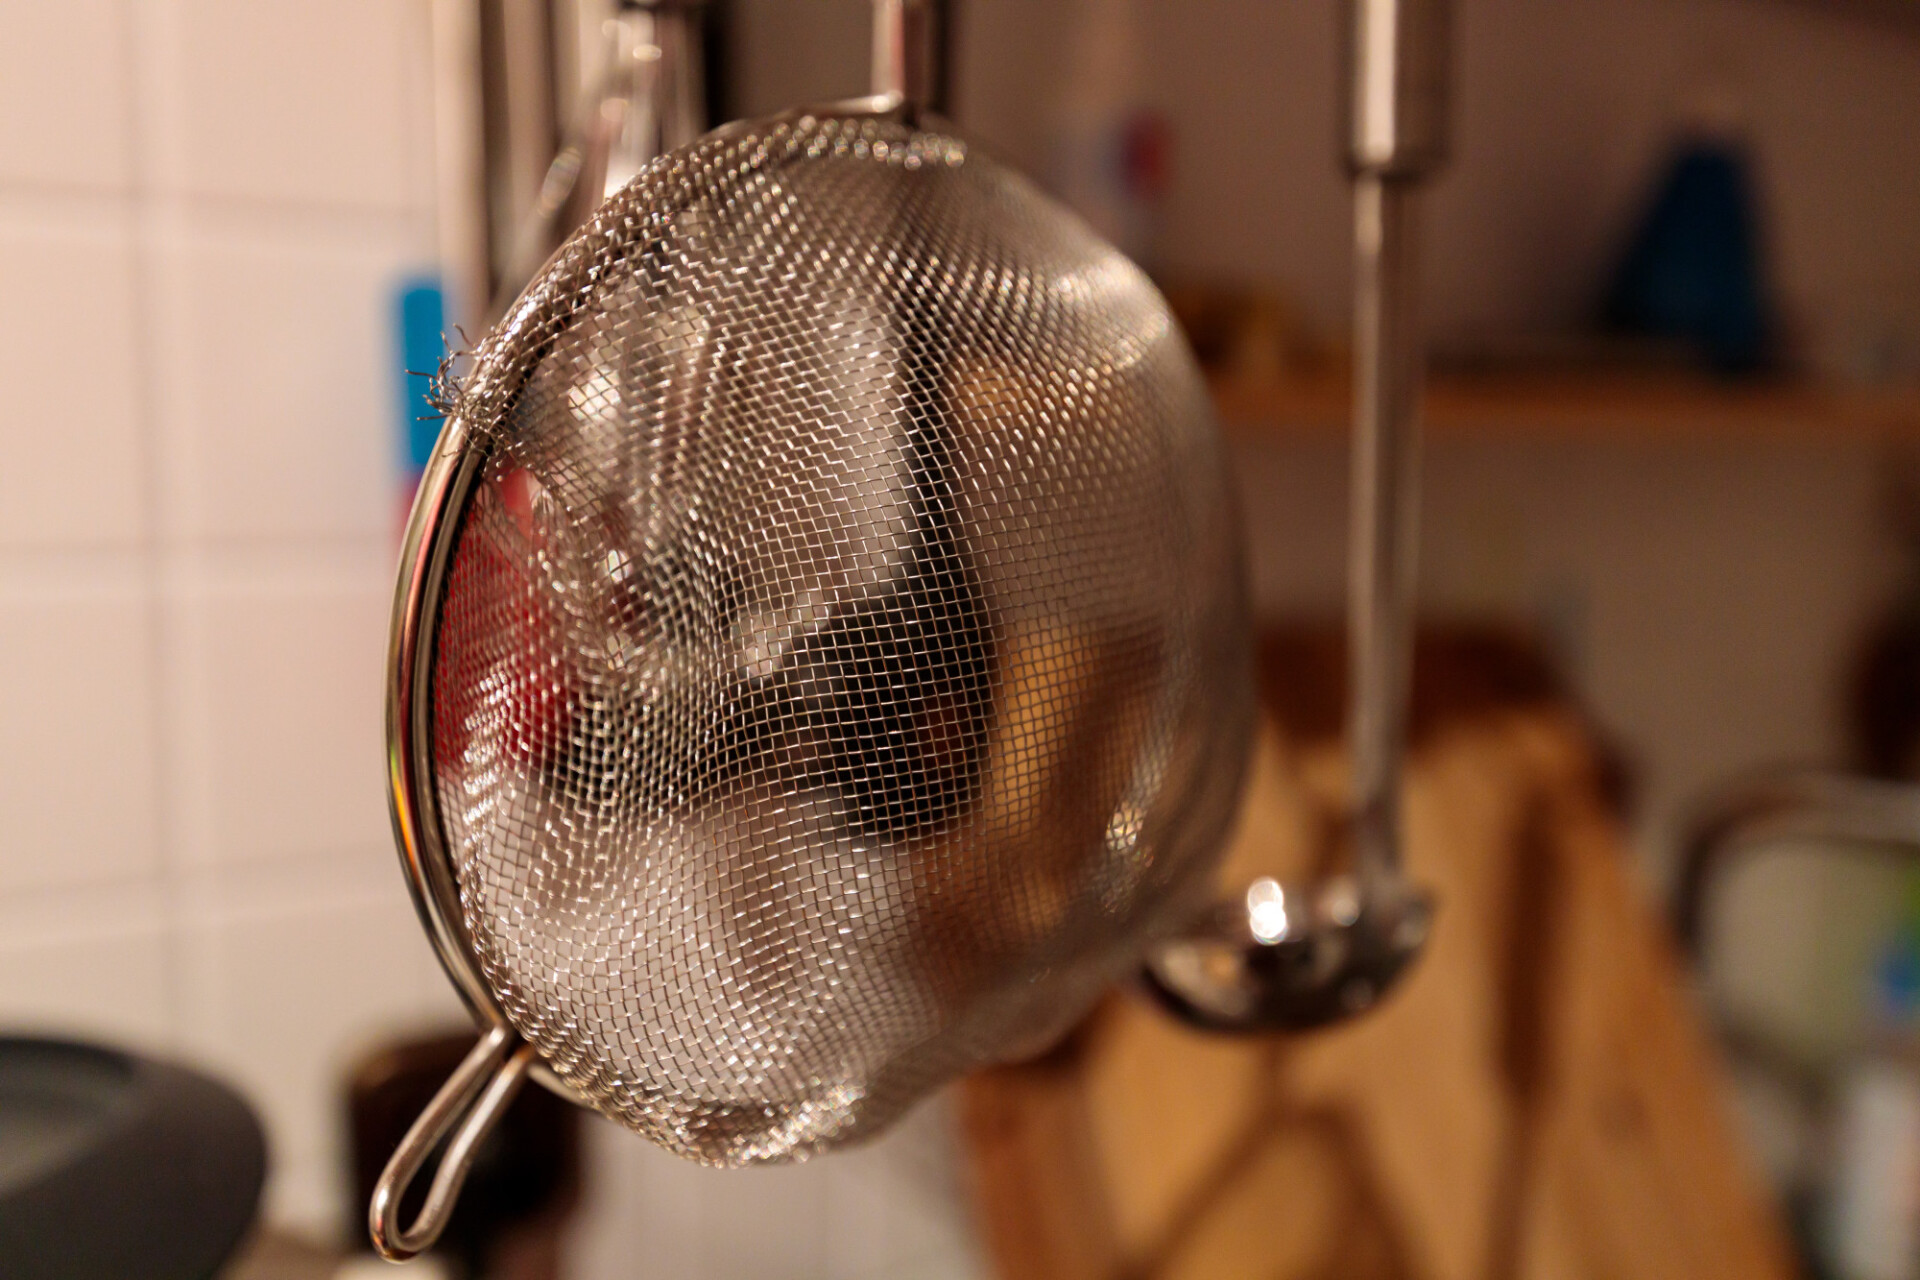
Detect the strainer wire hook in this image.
<box><xmin>368</xmin><ymin>1024</ymin><xmax>538</xmax><ymax>1261</ymax></box>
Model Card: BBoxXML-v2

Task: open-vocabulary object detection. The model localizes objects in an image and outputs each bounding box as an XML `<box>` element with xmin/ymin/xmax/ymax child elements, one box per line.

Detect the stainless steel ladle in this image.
<box><xmin>1145</xmin><ymin>0</ymin><xmax>1452</xmax><ymax>1033</ymax></box>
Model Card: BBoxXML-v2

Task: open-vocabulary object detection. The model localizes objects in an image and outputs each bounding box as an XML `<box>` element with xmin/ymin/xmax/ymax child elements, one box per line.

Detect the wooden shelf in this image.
<box><xmin>1212</xmin><ymin>370</ymin><xmax>1920</xmax><ymax>444</ymax></box>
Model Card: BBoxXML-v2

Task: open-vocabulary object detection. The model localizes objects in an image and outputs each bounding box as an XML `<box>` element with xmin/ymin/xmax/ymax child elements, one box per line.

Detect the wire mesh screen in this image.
<box><xmin>426</xmin><ymin>108</ymin><xmax>1250</xmax><ymax>1164</ymax></box>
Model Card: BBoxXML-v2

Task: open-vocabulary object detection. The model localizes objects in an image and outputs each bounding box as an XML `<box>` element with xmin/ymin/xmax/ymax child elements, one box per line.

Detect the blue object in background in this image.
<box><xmin>393</xmin><ymin>277</ymin><xmax>448</xmax><ymax>474</ymax></box>
<box><xmin>1604</xmin><ymin>142</ymin><xmax>1770</xmax><ymax>373</ymax></box>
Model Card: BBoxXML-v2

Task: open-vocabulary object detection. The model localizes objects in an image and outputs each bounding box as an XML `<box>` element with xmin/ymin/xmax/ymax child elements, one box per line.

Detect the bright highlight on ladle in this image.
<box><xmin>1248</xmin><ymin>878</ymin><xmax>1291</xmax><ymax>944</ymax></box>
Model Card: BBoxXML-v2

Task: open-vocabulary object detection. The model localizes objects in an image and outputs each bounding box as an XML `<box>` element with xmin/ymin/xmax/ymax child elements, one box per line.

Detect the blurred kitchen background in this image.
<box><xmin>5</xmin><ymin>0</ymin><xmax>1920</xmax><ymax>1277</ymax></box>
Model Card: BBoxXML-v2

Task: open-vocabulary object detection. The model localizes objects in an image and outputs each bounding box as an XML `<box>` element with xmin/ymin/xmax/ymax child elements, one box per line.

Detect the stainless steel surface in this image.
<box><xmin>1143</xmin><ymin>874</ymin><xmax>1432</xmax><ymax>1031</ymax></box>
<box><xmin>1143</xmin><ymin>0</ymin><xmax>1449</xmax><ymax>1034</ymax></box>
<box><xmin>388</xmin><ymin>418</ymin><xmax>497</xmax><ymax>1028</ymax></box>
<box><xmin>387</xmin><ymin>287</ymin><xmax>587</xmax><ymax>1109</ymax></box>
<box><xmin>871</xmin><ymin>0</ymin><xmax>937</xmax><ymax>115</ymax></box>
<box><xmin>392</xmin><ymin>0</ymin><xmax>708</xmax><ymax>1070</ymax></box>
<box><xmin>1671</xmin><ymin>768</ymin><xmax>1920</xmax><ymax>1223</ymax></box>
<box><xmin>369</xmin><ymin>1025</ymin><xmax>536</xmax><ymax>1261</ymax></box>
<box><xmin>498</xmin><ymin>0</ymin><xmax>708</xmax><ymax>311</ymax></box>
<box><xmin>428</xmin><ymin>0</ymin><xmax>712</xmax><ymax>332</ymax></box>
<box><xmin>498</xmin><ymin>0</ymin><xmax>560</xmax><ymax>245</ymax></box>
<box><xmin>382</xmin><ymin>92</ymin><xmax>1250</xmax><ymax>1226</ymax></box>
<box><xmin>595</xmin><ymin>4</ymin><xmax>708</xmax><ymax>199</ymax></box>
<box><xmin>1344</xmin><ymin>0</ymin><xmax>1452</xmax><ymax>178</ymax></box>
<box><xmin>1677</xmin><ymin>769</ymin><xmax>1920</xmax><ymax>959</ymax></box>
<box><xmin>1349</xmin><ymin>173</ymin><xmax>1422</xmax><ymax>897</ymax></box>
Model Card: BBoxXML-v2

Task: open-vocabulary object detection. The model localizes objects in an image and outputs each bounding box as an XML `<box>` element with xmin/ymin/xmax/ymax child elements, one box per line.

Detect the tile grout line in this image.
<box><xmin>0</xmin><ymin>178</ymin><xmax>423</xmax><ymax>232</ymax></box>
<box><xmin>120</xmin><ymin>0</ymin><xmax>188</xmax><ymax>1058</ymax></box>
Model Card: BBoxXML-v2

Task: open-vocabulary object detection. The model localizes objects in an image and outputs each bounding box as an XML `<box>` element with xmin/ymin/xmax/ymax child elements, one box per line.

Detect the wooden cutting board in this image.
<box><xmin>959</xmin><ymin>683</ymin><xmax>1795</xmax><ymax>1280</ymax></box>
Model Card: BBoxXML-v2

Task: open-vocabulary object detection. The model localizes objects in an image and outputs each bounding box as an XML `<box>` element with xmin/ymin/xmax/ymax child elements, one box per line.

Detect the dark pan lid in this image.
<box><xmin>0</xmin><ymin>1037</ymin><xmax>267</xmax><ymax>1280</ymax></box>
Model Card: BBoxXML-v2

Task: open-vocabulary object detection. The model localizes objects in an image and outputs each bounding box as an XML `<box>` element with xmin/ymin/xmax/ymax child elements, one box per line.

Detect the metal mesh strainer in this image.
<box><xmin>374</xmin><ymin>98</ymin><xmax>1251</xmax><ymax>1257</ymax></box>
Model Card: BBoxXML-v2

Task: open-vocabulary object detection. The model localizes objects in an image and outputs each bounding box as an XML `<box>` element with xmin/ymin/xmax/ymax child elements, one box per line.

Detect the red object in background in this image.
<box><xmin>1121</xmin><ymin>110</ymin><xmax>1173</xmax><ymax>202</ymax></box>
<box><xmin>433</xmin><ymin>466</ymin><xmax>576</xmax><ymax>775</ymax></box>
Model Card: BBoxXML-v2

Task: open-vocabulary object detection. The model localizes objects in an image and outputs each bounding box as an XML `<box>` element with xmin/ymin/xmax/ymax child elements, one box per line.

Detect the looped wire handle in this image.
<box><xmin>368</xmin><ymin>1022</ymin><xmax>537</xmax><ymax>1261</ymax></box>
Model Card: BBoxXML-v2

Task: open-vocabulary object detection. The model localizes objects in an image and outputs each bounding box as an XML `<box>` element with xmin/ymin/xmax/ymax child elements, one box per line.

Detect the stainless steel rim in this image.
<box><xmin>389</xmin><ymin>403</ymin><xmax>601</xmax><ymax>1105</ymax></box>
<box><xmin>388</xmin><ymin>408</ymin><xmax>493</xmax><ymax>1025</ymax></box>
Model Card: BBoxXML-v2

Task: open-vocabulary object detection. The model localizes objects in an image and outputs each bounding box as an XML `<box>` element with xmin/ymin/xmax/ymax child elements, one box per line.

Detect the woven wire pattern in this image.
<box><xmin>427</xmin><ymin>108</ymin><xmax>1250</xmax><ymax>1164</ymax></box>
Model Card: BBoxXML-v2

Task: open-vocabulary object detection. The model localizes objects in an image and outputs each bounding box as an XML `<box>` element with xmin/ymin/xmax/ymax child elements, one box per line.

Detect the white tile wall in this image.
<box><xmin>0</xmin><ymin>567</ymin><xmax>159</xmax><ymax>893</ymax></box>
<box><xmin>0</xmin><ymin>0</ymin><xmax>468</xmax><ymax>1252</ymax></box>
<box><xmin>150</xmin><ymin>219</ymin><xmax>423</xmax><ymax>543</ymax></box>
<box><xmin>176</xmin><ymin>888</ymin><xmax>464</xmax><ymax>1229</ymax></box>
<box><xmin>0</xmin><ymin>887</ymin><xmax>172</xmax><ymax>1047</ymax></box>
<box><xmin>144</xmin><ymin>0</ymin><xmax>419</xmax><ymax>210</ymax></box>
<box><xmin>0</xmin><ymin>0</ymin><xmax>131</xmax><ymax>191</ymax></box>
<box><xmin>0</xmin><ymin>207</ymin><xmax>145</xmax><ymax>547</ymax></box>
<box><xmin>820</xmin><ymin>1099</ymin><xmax>990</xmax><ymax>1279</ymax></box>
<box><xmin>570</xmin><ymin>1098</ymin><xmax>988</xmax><ymax>1280</ymax></box>
<box><xmin>166</xmin><ymin>554</ymin><xmax>394</xmax><ymax>869</ymax></box>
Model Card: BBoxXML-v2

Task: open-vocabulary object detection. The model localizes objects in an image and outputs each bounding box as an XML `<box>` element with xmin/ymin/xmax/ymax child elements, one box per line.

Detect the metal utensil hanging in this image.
<box><xmin>1144</xmin><ymin>0</ymin><xmax>1450</xmax><ymax>1032</ymax></box>
<box><xmin>496</xmin><ymin>0</ymin><xmax>709</xmax><ymax>312</ymax></box>
<box><xmin>372</xmin><ymin>0</ymin><xmax>1248</xmax><ymax>1257</ymax></box>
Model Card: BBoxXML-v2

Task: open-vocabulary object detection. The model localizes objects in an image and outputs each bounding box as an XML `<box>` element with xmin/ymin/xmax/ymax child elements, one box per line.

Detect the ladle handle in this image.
<box><xmin>1348</xmin><ymin>174</ymin><xmax>1421</xmax><ymax>889</ymax></box>
<box><xmin>1344</xmin><ymin>0</ymin><xmax>1449</xmax><ymax>889</ymax></box>
<box><xmin>368</xmin><ymin>1023</ymin><xmax>536</xmax><ymax>1261</ymax></box>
